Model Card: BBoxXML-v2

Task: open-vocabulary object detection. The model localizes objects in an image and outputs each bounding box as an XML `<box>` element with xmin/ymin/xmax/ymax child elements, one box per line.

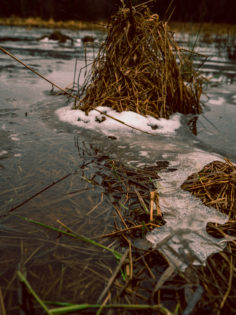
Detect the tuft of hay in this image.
<box><xmin>181</xmin><ymin>158</ymin><xmax>236</xmax><ymax>314</ymax></box>
<box><xmin>76</xmin><ymin>4</ymin><xmax>204</xmax><ymax>119</ymax></box>
<box><xmin>181</xmin><ymin>159</ymin><xmax>236</xmax><ymax>220</ymax></box>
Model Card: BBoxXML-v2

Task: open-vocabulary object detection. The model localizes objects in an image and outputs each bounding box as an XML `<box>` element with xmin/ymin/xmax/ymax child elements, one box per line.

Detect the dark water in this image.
<box><xmin>0</xmin><ymin>26</ymin><xmax>236</xmax><ymax>312</ymax></box>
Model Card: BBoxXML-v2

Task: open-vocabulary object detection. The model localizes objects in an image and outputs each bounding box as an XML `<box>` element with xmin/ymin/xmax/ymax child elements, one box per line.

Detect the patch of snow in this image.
<box><xmin>56</xmin><ymin>105</ymin><xmax>181</xmax><ymax>137</ymax></box>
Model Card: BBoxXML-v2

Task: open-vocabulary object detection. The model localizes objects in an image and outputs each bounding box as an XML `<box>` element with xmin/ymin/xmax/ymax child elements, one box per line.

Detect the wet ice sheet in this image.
<box><xmin>0</xmin><ymin>150</ymin><xmax>8</xmax><ymax>157</ymax></box>
<box><xmin>208</xmin><ymin>97</ymin><xmax>225</xmax><ymax>105</ymax></box>
<box><xmin>197</xmin><ymin>84</ymin><xmax>236</xmax><ymax>157</ymax></box>
<box><xmin>146</xmin><ymin>150</ymin><xmax>229</xmax><ymax>270</ymax></box>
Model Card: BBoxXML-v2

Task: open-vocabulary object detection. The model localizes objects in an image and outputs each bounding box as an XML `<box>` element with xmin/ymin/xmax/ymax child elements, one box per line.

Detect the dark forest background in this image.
<box><xmin>0</xmin><ymin>0</ymin><xmax>235</xmax><ymax>24</ymax></box>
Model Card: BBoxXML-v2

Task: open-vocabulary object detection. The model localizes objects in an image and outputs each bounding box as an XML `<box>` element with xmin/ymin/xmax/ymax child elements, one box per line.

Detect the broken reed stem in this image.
<box><xmin>114</xmin><ymin>205</ymin><xmax>129</xmax><ymax>229</ymax></box>
<box><xmin>96</xmin><ymin>292</ymin><xmax>111</xmax><ymax>315</ymax></box>
<box><xmin>142</xmin><ymin>257</ymin><xmax>156</xmax><ymax>279</ymax></box>
<box><xmin>155</xmin><ymin>191</ymin><xmax>162</xmax><ymax>217</ymax></box>
<box><xmin>134</xmin><ymin>187</ymin><xmax>149</xmax><ymax>214</ymax></box>
<box><xmin>152</xmin><ymin>265</ymin><xmax>176</xmax><ymax>296</ymax></box>
<box><xmin>87</xmin><ymin>192</ymin><xmax>104</xmax><ymax>215</ymax></box>
<box><xmin>150</xmin><ymin>191</ymin><xmax>155</xmax><ymax>221</ymax></box>
<box><xmin>128</xmin><ymin>0</ymin><xmax>135</xmax><ymax>34</ymax></box>
<box><xmin>97</xmin><ymin>249</ymin><xmax>129</xmax><ymax>304</ymax></box>
<box><xmin>57</xmin><ymin>220</ymin><xmax>73</xmax><ymax>233</ymax></box>
<box><xmin>99</xmin><ymin>223</ymin><xmax>160</xmax><ymax>238</ymax></box>
<box><xmin>128</xmin><ymin>239</ymin><xmax>133</xmax><ymax>279</ymax></box>
<box><xmin>8</xmin><ymin>172</ymin><xmax>72</xmax><ymax>213</ymax></box>
<box><xmin>122</xmin><ymin>234</ymin><xmax>133</xmax><ymax>280</ymax></box>
<box><xmin>218</xmin><ymin>246</ymin><xmax>233</xmax><ymax>313</ymax></box>
<box><xmin>150</xmin><ymin>191</ymin><xmax>162</xmax><ymax>219</ymax></box>
<box><xmin>0</xmin><ymin>288</ymin><xmax>6</xmax><ymax>315</ymax></box>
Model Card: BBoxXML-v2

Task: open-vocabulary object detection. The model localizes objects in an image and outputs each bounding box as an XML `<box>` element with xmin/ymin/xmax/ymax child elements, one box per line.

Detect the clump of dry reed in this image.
<box><xmin>181</xmin><ymin>158</ymin><xmax>236</xmax><ymax>314</ymax></box>
<box><xmin>76</xmin><ymin>4</ymin><xmax>204</xmax><ymax>119</ymax></box>
<box><xmin>181</xmin><ymin>158</ymin><xmax>236</xmax><ymax>220</ymax></box>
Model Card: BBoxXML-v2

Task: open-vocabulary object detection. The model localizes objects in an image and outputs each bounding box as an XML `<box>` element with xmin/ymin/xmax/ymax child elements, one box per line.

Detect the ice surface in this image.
<box><xmin>39</xmin><ymin>37</ymin><xmax>57</xmax><ymax>44</ymax></box>
<box><xmin>0</xmin><ymin>150</ymin><xmax>8</xmax><ymax>157</ymax></box>
<box><xmin>9</xmin><ymin>134</ymin><xmax>20</xmax><ymax>141</ymax></box>
<box><xmin>139</xmin><ymin>151</ymin><xmax>150</xmax><ymax>157</ymax></box>
<box><xmin>208</xmin><ymin>97</ymin><xmax>225</xmax><ymax>106</ymax></box>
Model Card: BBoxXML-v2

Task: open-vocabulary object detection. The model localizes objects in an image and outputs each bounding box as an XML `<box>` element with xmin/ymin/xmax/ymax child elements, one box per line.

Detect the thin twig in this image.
<box><xmin>98</xmin><ymin>223</ymin><xmax>160</xmax><ymax>238</ymax></box>
<box><xmin>0</xmin><ymin>288</ymin><xmax>6</xmax><ymax>315</ymax></box>
<box><xmin>134</xmin><ymin>187</ymin><xmax>149</xmax><ymax>214</ymax></box>
<box><xmin>87</xmin><ymin>192</ymin><xmax>104</xmax><ymax>215</ymax></box>
<box><xmin>218</xmin><ymin>246</ymin><xmax>233</xmax><ymax>313</ymax></box>
<box><xmin>8</xmin><ymin>172</ymin><xmax>72</xmax><ymax>213</ymax></box>
<box><xmin>152</xmin><ymin>265</ymin><xmax>176</xmax><ymax>296</ymax></box>
<box><xmin>150</xmin><ymin>191</ymin><xmax>155</xmax><ymax>221</ymax></box>
<box><xmin>97</xmin><ymin>249</ymin><xmax>129</xmax><ymax>304</ymax></box>
<box><xmin>114</xmin><ymin>205</ymin><xmax>129</xmax><ymax>229</ymax></box>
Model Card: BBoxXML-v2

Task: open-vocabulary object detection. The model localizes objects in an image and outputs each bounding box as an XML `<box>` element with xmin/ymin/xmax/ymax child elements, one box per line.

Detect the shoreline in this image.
<box><xmin>0</xmin><ymin>17</ymin><xmax>107</xmax><ymax>31</ymax></box>
<box><xmin>0</xmin><ymin>17</ymin><xmax>236</xmax><ymax>34</ymax></box>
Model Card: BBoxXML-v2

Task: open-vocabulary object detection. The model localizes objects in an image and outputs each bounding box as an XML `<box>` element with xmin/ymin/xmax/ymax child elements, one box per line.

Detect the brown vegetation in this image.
<box><xmin>181</xmin><ymin>158</ymin><xmax>236</xmax><ymax>314</ymax></box>
<box><xmin>0</xmin><ymin>16</ymin><xmax>106</xmax><ymax>30</ymax></box>
<box><xmin>181</xmin><ymin>158</ymin><xmax>236</xmax><ymax>220</ymax></box>
<box><xmin>76</xmin><ymin>4</ymin><xmax>204</xmax><ymax>119</ymax></box>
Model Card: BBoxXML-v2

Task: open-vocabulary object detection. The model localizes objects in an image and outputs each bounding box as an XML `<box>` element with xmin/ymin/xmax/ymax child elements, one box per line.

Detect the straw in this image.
<box><xmin>76</xmin><ymin>3</ymin><xmax>204</xmax><ymax>119</ymax></box>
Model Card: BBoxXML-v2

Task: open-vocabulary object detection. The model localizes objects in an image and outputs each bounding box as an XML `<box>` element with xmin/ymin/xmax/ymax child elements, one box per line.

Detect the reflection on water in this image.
<box><xmin>0</xmin><ymin>25</ymin><xmax>236</xmax><ymax>313</ymax></box>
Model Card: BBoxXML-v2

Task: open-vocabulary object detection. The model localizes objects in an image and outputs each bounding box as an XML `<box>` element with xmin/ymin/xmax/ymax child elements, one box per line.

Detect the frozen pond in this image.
<box><xmin>0</xmin><ymin>25</ymin><xmax>236</xmax><ymax>311</ymax></box>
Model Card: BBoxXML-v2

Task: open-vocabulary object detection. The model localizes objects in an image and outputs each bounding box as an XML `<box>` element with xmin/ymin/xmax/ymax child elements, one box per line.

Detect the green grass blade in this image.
<box><xmin>17</xmin><ymin>271</ymin><xmax>50</xmax><ymax>314</ymax></box>
<box><xmin>14</xmin><ymin>215</ymin><xmax>122</xmax><ymax>260</ymax></box>
<box><xmin>48</xmin><ymin>303</ymin><xmax>172</xmax><ymax>314</ymax></box>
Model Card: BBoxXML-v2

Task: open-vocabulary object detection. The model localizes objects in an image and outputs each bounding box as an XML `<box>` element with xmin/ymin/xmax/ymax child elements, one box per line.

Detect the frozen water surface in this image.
<box><xmin>0</xmin><ymin>26</ymin><xmax>236</xmax><ymax>270</ymax></box>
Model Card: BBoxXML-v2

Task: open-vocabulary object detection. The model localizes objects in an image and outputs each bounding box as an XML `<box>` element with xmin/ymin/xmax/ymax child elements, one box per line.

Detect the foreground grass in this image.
<box><xmin>18</xmin><ymin>270</ymin><xmax>172</xmax><ymax>315</ymax></box>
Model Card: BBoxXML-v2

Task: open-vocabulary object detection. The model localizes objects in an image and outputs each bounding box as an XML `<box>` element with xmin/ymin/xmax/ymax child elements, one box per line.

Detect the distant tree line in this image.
<box><xmin>0</xmin><ymin>0</ymin><xmax>235</xmax><ymax>24</ymax></box>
